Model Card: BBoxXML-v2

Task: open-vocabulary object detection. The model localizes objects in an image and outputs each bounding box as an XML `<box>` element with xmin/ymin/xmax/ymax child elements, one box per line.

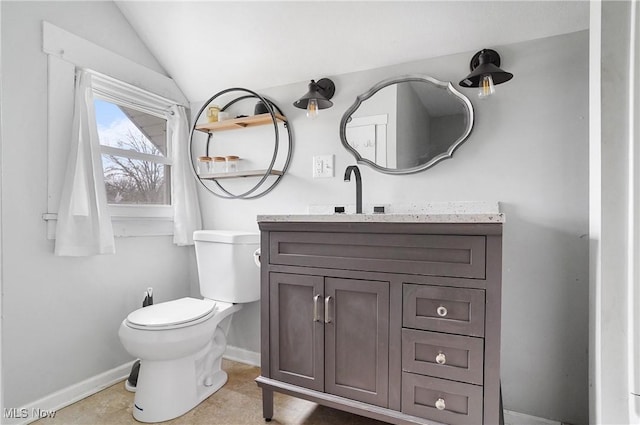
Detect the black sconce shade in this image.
<box><xmin>293</xmin><ymin>78</ymin><xmax>335</xmax><ymax>110</ymax></box>
<box><xmin>459</xmin><ymin>49</ymin><xmax>513</xmax><ymax>88</ymax></box>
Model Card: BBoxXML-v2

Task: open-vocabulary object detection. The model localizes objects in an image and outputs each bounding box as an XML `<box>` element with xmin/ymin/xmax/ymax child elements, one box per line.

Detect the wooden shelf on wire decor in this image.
<box><xmin>199</xmin><ymin>169</ymin><xmax>284</xmax><ymax>180</ymax></box>
<box><xmin>195</xmin><ymin>113</ymin><xmax>287</xmax><ymax>133</ymax></box>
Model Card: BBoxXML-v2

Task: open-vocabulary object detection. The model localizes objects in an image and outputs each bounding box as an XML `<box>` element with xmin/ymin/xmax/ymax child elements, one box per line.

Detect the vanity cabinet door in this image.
<box><xmin>269</xmin><ymin>272</ymin><xmax>324</xmax><ymax>391</ymax></box>
<box><xmin>324</xmin><ymin>277</ymin><xmax>390</xmax><ymax>408</ymax></box>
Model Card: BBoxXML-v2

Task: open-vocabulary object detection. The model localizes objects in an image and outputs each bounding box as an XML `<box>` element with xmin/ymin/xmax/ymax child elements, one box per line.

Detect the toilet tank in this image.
<box><xmin>193</xmin><ymin>230</ymin><xmax>260</xmax><ymax>303</ymax></box>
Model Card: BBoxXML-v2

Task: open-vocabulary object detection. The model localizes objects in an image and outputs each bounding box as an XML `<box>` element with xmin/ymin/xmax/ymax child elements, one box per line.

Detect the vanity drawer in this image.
<box><xmin>403</xmin><ymin>284</ymin><xmax>485</xmax><ymax>337</ymax></box>
<box><xmin>402</xmin><ymin>329</ymin><xmax>484</xmax><ymax>385</ymax></box>
<box><xmin>402</xmin><ymin>372</ymin><xmax>483</xmax><ymax>425</ymax></box>
<box><xmin>269</xmin><ymin>231</ymin><xmax>486</xmax><ymax>278</ymax></box>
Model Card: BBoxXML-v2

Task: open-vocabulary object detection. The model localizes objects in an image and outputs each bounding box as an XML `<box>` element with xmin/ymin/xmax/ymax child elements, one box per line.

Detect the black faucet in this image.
<box><xmin>344</xmin><ymin>165</ymin><xmax>362</xmax><ymax>214</ymax></box>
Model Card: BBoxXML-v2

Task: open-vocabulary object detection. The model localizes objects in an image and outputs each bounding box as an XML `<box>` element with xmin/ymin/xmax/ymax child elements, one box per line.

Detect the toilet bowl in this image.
<box><xmin>118</xmin><ymin>298</ymin><xmax>241</xmax><ymax>422</ymax></box>
<box><xmin>118</xmin><ymin>230</ymin><xmax>260</xmax><ymax>423</ymax></box>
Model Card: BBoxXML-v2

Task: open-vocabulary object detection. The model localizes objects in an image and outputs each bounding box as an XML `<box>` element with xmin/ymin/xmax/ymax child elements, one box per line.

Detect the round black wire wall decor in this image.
<box><xmin>188</xmin><ymin>87</ymin><xmax>293</xmax><ymax>199</ymax></box>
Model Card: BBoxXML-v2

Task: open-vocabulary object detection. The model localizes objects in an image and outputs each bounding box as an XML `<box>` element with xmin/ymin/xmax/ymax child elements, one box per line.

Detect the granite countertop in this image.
<box><xmin>258</xmin><ymin>201</ymin><xmax>505</xmax><ymax>224</ymax></box>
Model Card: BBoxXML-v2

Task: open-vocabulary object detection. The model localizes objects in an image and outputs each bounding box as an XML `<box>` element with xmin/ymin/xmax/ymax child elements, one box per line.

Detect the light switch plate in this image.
<box><xmin>313</xmin><ymin>155</ymin><xmax>334</xmax><ymax>178</ymax></box>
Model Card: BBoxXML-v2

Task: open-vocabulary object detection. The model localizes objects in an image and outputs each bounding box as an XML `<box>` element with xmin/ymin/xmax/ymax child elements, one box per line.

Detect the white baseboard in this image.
<box><xmin>223</xmin><ymin>345</ymin><xmax>260</xmax><ymax>367</ymax></box>
<box><xmin>2</xmin><ymin>360</ymin><xmax>135</xmax><ymax>425</ymax></box>
<box><xmin>504</xmin><ymin>410</ymin><xmax>562</xmax><ymax>425</ymax></box>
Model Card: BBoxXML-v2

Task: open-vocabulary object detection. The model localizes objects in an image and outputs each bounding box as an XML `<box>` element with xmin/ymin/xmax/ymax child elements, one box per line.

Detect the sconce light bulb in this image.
<box><xmin>306</xmin><ymin>98</ymin><xmax>319</xmax><ymax>119</ymax></box>
<box><xmin>478</xmin><ymin>74</ymin><xmax>495</xmax><ymax>99</ymax></box>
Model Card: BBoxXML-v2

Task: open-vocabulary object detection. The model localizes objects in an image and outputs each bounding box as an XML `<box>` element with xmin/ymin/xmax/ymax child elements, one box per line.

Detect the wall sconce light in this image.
<box><xmin>459</xmin><ymin>49</ymin><xmax>513</xmax><ymax>99</ymax></box>
<box><xmin>293</xmin><ymin>78</ymin><xmax>335</xmax><ymax>119</ymax></box>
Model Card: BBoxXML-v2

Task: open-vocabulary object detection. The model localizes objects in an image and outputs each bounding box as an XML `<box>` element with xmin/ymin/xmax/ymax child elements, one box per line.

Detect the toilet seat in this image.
<box><xmin>125</xmin><ymin>297</ymin><xmax>216</xmax><ymax>330</ymax></box>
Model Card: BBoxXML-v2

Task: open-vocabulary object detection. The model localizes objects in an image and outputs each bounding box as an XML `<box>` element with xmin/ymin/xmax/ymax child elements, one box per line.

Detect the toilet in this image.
<box><xmin>118</xmin><ymin>230</ymin><xmax>260</xmax><ymax>423</ymax></box>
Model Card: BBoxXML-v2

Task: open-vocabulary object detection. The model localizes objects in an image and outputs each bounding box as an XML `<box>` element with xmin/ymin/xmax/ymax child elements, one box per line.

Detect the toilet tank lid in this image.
<box><xmin>193</xmin><ymin>230</ymin><xmax>259</xmax><ymax>244</ymax></box>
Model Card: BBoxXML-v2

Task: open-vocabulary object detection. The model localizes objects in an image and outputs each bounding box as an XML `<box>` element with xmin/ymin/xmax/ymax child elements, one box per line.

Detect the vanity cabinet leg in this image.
<box><xmin>262</xmin><ymin>388</ymin><xmax>273</xmax><ymax>422</ymax></box>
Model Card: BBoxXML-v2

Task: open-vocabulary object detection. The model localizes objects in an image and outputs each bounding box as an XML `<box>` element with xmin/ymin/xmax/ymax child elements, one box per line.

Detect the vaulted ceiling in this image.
<box><xmin>116</xmin><ymin>1</ymin><xmax>590</xmax><ymax>102</ymax></box>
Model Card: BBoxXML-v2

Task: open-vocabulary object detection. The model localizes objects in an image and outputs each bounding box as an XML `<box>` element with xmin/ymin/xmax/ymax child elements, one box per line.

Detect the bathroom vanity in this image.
<box><xmin>256</xmin><ymin>206</ymin><xmax>504</xmax><ymax>425</ymax></box>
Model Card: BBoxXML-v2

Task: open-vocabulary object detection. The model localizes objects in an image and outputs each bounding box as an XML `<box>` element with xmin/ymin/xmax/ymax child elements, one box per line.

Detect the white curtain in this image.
<box><xmin>55</xmin><ymin>70</ymin><xmax>115</xmax><ymax>256</ymax></box>
<box><xmin>169</xmin><ymin>105</ymin><xmax>202</xmax><ymax>245</ymax></box>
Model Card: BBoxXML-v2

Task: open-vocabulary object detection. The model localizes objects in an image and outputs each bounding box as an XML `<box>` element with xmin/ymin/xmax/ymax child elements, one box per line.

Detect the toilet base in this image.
<box><xmin>133</xmin><ymin>364</ymin><xmax>228</xmax><ymax>423</ymax></box>
<box><xmin>131</xmin><ymin>325</ymin><xmax>231</xmax><ymax>423</ymax></box>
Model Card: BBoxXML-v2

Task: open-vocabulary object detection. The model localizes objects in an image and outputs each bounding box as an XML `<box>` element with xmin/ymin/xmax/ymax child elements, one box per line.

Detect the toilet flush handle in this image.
<box><xmin>253</xmin><ymin>249</ymin><xmax>261</xmax><ymax>268</ymax></box>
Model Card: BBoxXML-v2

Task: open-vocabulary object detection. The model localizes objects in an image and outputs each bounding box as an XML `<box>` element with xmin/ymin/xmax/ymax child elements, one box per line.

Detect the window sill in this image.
<box><xmin>43</xmin><ymin>213</ymin><xmax>173</xmax><ymax>239</ymax></box>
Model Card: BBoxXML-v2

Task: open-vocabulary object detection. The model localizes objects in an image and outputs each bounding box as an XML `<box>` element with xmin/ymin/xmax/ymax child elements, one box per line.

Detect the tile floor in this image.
<box><xmin>33</xmin><ymin>359</ymin><xmax>388</xmax><ymax>425</ymax></box>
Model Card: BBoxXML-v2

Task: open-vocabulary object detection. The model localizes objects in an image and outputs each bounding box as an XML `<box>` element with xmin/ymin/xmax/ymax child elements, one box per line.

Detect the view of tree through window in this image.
<box><xmin>94</xmin><ymin>99</ymin><xmax>170</xmax><ymax>205</ymax></box>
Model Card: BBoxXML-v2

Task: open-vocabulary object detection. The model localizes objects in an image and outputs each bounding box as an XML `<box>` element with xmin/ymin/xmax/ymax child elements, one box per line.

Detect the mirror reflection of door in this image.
<box><xmin>346</xmin><ymin>115</ymin><xmax>390</xmax><ymax>167</ymax></box>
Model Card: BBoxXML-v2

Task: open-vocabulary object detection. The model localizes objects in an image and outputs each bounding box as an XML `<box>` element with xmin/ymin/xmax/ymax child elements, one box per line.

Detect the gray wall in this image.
<box><xmin>1</xmin><ymin>1</ymin><xmax>195</xmax><ymax>408</ymax></box>
<box><xmin>197</xmin><ymin>31</ymin><xmax>590</xmax><ymax>424</ymax></box>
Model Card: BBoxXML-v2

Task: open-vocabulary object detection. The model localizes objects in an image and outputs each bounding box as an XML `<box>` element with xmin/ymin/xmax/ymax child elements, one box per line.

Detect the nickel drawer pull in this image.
<box><xmin>435</xmin><ymin>398</ymin><xmax>446</xmax><ymax>411</ymax></box>
<box><xmin>313</xmin><ymin>294</ymin><xmax>322</xmax><ymax>322</ymax></box>
<box><xmin>436</xmin><ymin>305</ymin><xmax>448</xmax><ymax>317</ymax></box>
<box><xmin>435</xmin><ymin>352</ymin><xmax>447</xmax><ymax>365</ymax></box>
<box><xmin>324</xmin><ymin>296</ymin><xmax>332</xmax><ymax>324</ymax></box>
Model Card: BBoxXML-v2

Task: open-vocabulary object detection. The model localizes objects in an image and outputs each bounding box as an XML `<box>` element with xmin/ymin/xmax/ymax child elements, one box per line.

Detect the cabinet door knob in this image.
<box><xmin>436</xmin><ymin>306</ymin><xmax>448</xmax><ymax>317</ymax></box>
<box><xmin>324</xmin><ymin>296</ymin><xmax>332</xmax><ymax>324</ymax></box>
<box><xmin>436</xmin><ymin>352</ymin><xmax>447</xmax><ymax>365</ymax></box>
<box><xmin>435</xmin><ymin>398</ymin><xmax>446</xmax><ymax>411</ymax></box>
<box><xmin>313</xmin><ymin>294</ymin><xmax>322</xmax><ymax>322</ymax></box>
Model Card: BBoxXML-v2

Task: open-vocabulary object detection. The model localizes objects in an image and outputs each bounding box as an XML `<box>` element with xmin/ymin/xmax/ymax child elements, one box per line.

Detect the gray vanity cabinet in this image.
<box><xmin>256</xmin><ymin>220</ymin><xmax>503</xmax><ymax>425</ymax></box>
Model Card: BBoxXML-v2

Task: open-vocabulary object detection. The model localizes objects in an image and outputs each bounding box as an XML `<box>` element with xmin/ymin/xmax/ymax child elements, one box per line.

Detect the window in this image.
<box><xmin>94</xmin><ymin>99</ymin><xmax>171</xmax><ymax>207</ymax></box>
<box><xmin>91</xmin><ymin>75</ymin><xmax>174</xmax><ymax>220</ymax></box>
